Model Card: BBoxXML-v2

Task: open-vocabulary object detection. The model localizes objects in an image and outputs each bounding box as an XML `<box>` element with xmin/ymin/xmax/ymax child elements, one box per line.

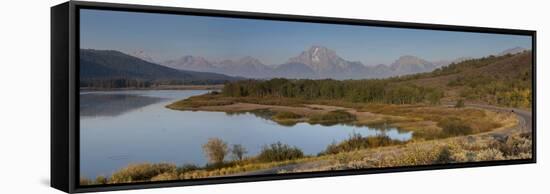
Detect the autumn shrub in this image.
<box><xmin>491</xmin><ymin>132</ymin><xmax>532</xmax><ymax>157</ymax></box>
<box><xmin>322</xmin><ymin>133</ymin><xmax>404</xmax><ymax>155</ymax></box>
<box><xmin>257</xmin><ymin>142</ymin><xmax>304</xmax><ymax>162</ymax></box>
<box><xmin>109</xmin><ymin>163</ymin><xmax>176</xmax><ymax>183</ymax></box>
<box><xmin>231</xmin><ymin>144</ymin><xmax>248</xmax><ymax>160</ymax></box>
<box><xmin>202</xmin><ymin>138</ymin><xmax>229</xmax><ymax>164</ymax></box>
<box><xmin>435</xmin><ymin>146</ymin><xmax>454</xmax><ymax>164</ymax></box>
<box><xmin>384</xmin><ymin>144</ymin><xmax>442</xmax><ymax>166</ymax></box>
<box><xmin>438</xmin><ymin>117</ymin><xmax>473</xmax><ymax>137</ymax></box>
<box><xmin>474</xmin><ymin>149</ymin><xmax>505</xmax><ymax>161</ymax></box>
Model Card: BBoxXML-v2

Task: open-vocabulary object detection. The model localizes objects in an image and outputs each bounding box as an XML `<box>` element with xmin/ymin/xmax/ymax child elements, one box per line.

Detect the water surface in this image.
<box><xmin>80</xmin><ymin>90</ymin><xmax>412</xmax><ymax>178</ymax></box>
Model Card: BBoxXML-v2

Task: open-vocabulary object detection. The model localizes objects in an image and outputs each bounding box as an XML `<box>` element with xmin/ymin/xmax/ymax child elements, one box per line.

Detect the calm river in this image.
<box><xmin>80</xmin><ymin>90</ymin><xmax>412</xmax><ymax>178</ymax></box>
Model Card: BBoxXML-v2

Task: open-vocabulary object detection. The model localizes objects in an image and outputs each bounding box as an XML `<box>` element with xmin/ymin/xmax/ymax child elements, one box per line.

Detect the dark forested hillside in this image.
<box><xmin>222</xmin><ymin>78</ymin><xmax>444</xmax><ymax>105</ymax></box>
<box><xmin>80</xmin><ymin>49</ymin><xmax>239</xmax><ymax>88</ymax></box>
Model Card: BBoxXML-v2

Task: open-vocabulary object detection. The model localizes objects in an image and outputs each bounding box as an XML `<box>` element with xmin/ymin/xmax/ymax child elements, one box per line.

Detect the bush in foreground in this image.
<box><xmin>257</xmin><ymin>142</ymin><xmax>304</xmax><ymax>162</ymax></box>
<box><xmin>109</xmin><ymin>163</ymin><xmax>176</xmax><ymax>183</ymax></box>
<box><xmin>322</xmin><ymin>133</ymin><xmax>404</xmax><ymax>155</ymax></box>
<box><xmin>231</xmin><ymin>144</ymin><xmax>248</xmax><ymax>161</ymax></box>
<box><xmin>202</xmin><ymin>138</ymin><xmax>229</xmax><ymax>164</ymax></box>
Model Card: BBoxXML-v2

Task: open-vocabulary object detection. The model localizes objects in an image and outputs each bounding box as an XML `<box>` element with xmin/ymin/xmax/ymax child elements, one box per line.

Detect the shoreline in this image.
<box><xmin>166</xmin><ymin>94</ymin><xmax>518</xmax><ymax>140</ymax></box>
<box><xmin>81</xmin><ymin>97</ymin><xmax>529</xmax><ymax>185</ymax></box>
<box><xmin>80</xmin><ymin>84</ymin><xmax>224</xmax><ymax>91</ymax></box>
<box><xmin>80</xmin><ymin>92</ymin><xmax>529</xmax><ymax>185</ymax></box>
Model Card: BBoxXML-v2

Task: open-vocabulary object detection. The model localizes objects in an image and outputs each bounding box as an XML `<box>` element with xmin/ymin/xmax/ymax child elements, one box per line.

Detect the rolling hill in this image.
<box><xmin>398</xmin><ymin>51</ymin><xmax>532</xmax><ymax>107</ymax></box>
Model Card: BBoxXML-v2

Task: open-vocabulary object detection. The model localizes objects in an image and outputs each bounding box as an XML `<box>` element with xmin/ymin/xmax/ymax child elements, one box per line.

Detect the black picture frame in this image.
<box><xmin>51</xmin><ymin>1</ymin><xmax>537</xmax><ymax>193</ymax></box>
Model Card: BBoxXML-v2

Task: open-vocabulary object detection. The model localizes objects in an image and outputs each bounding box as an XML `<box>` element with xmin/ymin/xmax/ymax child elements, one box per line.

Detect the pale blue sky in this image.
<box><xmin>80</xmin><ymin>9</ymin><xmax>532</xmax><ymax>65</ymax></box>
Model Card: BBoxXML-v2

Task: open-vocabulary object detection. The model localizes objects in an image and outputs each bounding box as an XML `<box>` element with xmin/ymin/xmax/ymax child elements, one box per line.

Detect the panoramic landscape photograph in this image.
<box><xmin>78</xmin><ymin>9</ymin><xmax>533</xmax><ymax>185</ymax></box>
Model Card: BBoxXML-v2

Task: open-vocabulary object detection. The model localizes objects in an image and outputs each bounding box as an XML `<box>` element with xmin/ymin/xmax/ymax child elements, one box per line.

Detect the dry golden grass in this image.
<box><xmin>287</xmin><ymin>130</ymin><xmax>531</xmax><ymax>173</ymax></box>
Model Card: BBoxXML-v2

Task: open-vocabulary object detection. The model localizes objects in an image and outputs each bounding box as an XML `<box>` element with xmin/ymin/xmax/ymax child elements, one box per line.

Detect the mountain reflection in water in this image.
<box><xmin>80</xmin><ymin>93</ymin><xmax>163</xmax><ymax>117</ymax></box>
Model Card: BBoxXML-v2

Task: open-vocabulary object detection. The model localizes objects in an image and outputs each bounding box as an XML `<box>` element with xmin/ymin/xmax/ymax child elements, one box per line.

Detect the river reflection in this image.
<box><xmin>80</xmin><ymin>93</ymin><xmax>163</xmax><ymax>117</ymax></box>
<box><xmin>79</xmin><ymin>90</ymin><xmax>412</xmax><ymax>178</ymax></box>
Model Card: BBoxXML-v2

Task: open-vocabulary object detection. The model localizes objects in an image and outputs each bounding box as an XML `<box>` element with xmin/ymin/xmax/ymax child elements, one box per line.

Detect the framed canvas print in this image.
<box><xmin>51</xmin><ymin>1</ymin><xmax>536</xmax><ymax>193</ymax></box>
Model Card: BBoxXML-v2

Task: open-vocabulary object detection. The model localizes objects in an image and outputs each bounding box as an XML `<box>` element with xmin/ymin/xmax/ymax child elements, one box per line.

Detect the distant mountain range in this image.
<box><xmin>82</xmin><ymin>46</ymin><xmax>529</xmax><ymax>83</ymax></box>
<box><xmin>80</xmin><ymin>49</ymin><xmax>240</xmax><ymax>85</ymax></box>
<box><xmin>157</xmin><ymin>45</ymin><xmax>514</xmax><ymax>79</ymax></box>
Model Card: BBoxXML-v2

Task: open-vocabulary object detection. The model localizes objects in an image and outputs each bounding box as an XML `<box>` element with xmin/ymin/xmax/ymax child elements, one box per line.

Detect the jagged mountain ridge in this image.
<box><xmin>156</xmin><ymin>46</ymin><xmax>525</xmax><ymax>79</ymax></box>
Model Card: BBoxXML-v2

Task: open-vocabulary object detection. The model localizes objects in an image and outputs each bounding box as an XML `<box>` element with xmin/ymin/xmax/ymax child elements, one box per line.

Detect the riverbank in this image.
<box><xmin>79</xmin><ymin>92</ymin><xmax>529</xmax><ymax>185</ymax></box>
<box><xmin>80</xmin><ymin>113</ymin><xmax>530</xmax><ymax>185</ymax></box>
<box><xmin>166</xmin><ymin>93</ymin><xmax>517</xmax><ymax>140</ymax></box>
<box><xmin>271</xmin><ymin>127</ymin><xmax>532</xmax><ymax>174</ymax></box>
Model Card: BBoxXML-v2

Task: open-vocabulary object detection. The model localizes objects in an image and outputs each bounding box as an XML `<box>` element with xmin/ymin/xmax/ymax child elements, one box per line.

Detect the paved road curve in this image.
<box><xmin>466</xmin><ymin>103</ymin><xmax>532</xmax><ymax>132</ymax></box>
